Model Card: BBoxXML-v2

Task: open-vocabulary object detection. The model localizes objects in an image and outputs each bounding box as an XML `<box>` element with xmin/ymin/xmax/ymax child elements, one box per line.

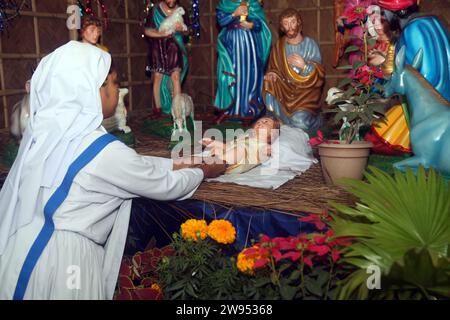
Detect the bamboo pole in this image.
<box><xmin>317</xmin><ymin>0</ymin><xmax>321</xmax><ymax>44</ymax></box>
<box><xmin>0</xmin><ymin>38</ymin><xmax>8</xmax><ymax>129</ymax></box>
<box><xmin>4</xmin><ymin>9</ymin><xmax>141</xmax><ymax>24</ymax></box>
<box><xmin>209</xmin><ymin>0</ymin><xmax>215</xmax><ymax>102</ymax></box>
<box><xmin>67</xmin><ymin>0</ymin><xmax>79</xmax><ymax>40</ymax></box>
<box><xmin>124</xmin><ymin>0</ymin><xmax>133</xmax><ymax>111</ymax></box>
<box><xmin>31</xmin><ymin>0</ymin><xmax>41</xmax><ymax>65</ymax></box>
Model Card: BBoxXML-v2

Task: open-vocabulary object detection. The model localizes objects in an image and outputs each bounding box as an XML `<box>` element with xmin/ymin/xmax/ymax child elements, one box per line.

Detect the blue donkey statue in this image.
<box><xmin>384</xmin><ymin>46</ymin><xmax>450</xmax><ymax>176</ymax></box>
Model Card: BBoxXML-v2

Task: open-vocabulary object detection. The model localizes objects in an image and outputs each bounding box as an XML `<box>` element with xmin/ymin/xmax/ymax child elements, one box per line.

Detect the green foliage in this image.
<box><xmin>1</xmin><ymin>140</ymin><xmax>19</xmax><ymax>168</ymax></box>
<box><xmin>110</xmin><ymin>130</ymin><xmax>135</xmax><ymax>147</ymax></box>
<box><xmin>327</xmin><ymin>17</ymin><xmax>386</xmax><ymax>144</ymax></box>
<box><xmin>157</xmin><ymin>232</ymin><xmax>346</xmax><ymax>300</ymax></box>
<box><xmin>329</xmin><ymin>166</ymin><xmax>450</xmax><ymax>299</ymax></box>
<box><xmin>157</xmin><ymin>233</ymin><xmax>246</xmax><ymax>300</ymax></box>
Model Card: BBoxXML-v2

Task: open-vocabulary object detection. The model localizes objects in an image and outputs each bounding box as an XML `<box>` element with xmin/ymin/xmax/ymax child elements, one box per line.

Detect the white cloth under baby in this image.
<box><xmin>207</xmin><ymin>125</ymin><xmax>317</xmax><ymax>190</ymax></box>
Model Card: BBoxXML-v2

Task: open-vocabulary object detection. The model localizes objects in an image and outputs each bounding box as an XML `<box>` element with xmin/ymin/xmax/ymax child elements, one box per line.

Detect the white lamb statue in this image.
<box><xmin>10</xmin><ymin>80</ymin><xmax>31</xmax><ymax>142</ymax></box>
<box><xmin>102</xmin><ymin>88</ymin><xmax>131</xmax><ymax>134</ymax></box>
<box><xmin>158</xmin><ymin>7</ymin><xmax>188</xmax><ymax>35</ymax></box>
<box><xmin>171</xmin><ymin>93</ymin><xmax>195</xmax><ymax>134</ymax></box>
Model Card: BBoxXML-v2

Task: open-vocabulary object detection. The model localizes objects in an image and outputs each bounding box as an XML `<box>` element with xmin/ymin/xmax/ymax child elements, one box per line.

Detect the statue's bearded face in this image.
<box><xmin>281</xmin><ymin>16</ymin><xmax>302</xmax><ymax>38</ymax></box>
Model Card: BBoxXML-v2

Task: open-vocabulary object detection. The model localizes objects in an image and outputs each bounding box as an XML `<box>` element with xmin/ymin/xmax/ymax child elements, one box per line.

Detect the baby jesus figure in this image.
<box><xmin>201</xmin><ymin>117</ymin><xmax>281</xmax><ymax>174</ymax></box>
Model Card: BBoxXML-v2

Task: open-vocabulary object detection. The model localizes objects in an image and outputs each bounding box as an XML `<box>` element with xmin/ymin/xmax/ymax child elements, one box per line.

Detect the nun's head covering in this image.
<box><xmin>0</xmin><ymin>41</ymin><xmax>111</xmax><ymax>255</ymax></box>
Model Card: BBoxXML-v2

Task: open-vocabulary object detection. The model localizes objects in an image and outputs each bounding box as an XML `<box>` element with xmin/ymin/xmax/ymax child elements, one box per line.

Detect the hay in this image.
<box><xmin>191</xmin><ymin>164</ymin><xmax>356</xmax><ymax>214</ymax></box>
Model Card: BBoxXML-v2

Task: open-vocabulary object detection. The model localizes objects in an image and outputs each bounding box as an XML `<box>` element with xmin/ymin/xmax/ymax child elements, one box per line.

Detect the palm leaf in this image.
<box><xmin>330</xmin><ymin>166</ymin><xmax>450</xmax><ymax>299</ymax></box>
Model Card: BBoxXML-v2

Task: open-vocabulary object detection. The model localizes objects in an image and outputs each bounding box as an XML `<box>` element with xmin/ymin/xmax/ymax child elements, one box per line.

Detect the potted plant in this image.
<box><xmin>318</xmin><ymin>1</ymin><xmax>386</xmax><ymax>184</ymax></box>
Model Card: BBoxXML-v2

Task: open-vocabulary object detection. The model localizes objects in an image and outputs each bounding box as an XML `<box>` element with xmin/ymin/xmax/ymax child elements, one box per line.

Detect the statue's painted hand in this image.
<box><xmin>159</xmin><ymin>30</ymin><xmax>172</xmax><ymax>38</ymax></box>
<box><xmin>287</xmin><ymin>54</ymin><xmax>306</xmax><ymax>69</ymax></box>
<box><xmin>233</xmin><ymin>5</ymin><xmax>248</xmax><ymax>17</ymax></box>
<box><xmin>264</xmin><ymin>72</ymin><xmax>278</xmax><ymax>82</ymax></box>
<box><xmin>240</xmin><ymin>21</ymin><xmax>254</xmax><ymax>30</ymax></box>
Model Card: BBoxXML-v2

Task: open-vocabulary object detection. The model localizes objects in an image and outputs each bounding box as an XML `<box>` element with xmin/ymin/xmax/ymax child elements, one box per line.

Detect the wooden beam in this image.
<box><xmin>4</xmin><ymin>8</ymin><xmax>141</xmax><ymax>24</ymax></box>
<box><xmin>67</xmin><ymin>0</ymin><xmax>79</xmax><ymax>40</ymax></box>
<box><xmin>209</xmin><ymin>0</ymin><xmax>215</xmax><ymax>102</ymax></box>
<box><xmin>124</xmin><ymin>0</ymin><xmax>133</xmax><ymax>111</ymax></box>
<box><xmin>0</xmin><ymin>38</ymin><xmax>8</xmax><ymax>129</ymax></box>
<box><xmin>31</xmin><ymin>0</ymin><xmax>41</xmax><ymax>65</ymax></box>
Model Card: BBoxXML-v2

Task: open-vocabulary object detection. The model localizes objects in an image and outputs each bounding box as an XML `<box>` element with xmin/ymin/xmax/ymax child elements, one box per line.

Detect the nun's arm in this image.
<box><xmin>83</xmin><ymin>141</ymin><xmax>204</xmax><ymax>201</ymax></box>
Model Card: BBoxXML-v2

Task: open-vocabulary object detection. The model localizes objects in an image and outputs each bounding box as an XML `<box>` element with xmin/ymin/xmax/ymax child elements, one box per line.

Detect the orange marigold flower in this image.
<box><xmin>151</xmin><ymin>283</ymin><xmax>161</xmax><ymax>292</ymax></box>
<box><xmin>180</xmin><ymin>219</ymin><xmax>208</xmax><ymax>241</ymax></box>
<box><xmin>237</xmin><ymin>250</ymin><xmax>255</xmax><ymax>274</ymax></box>
<box><xmin>236</xmin><ymin>245</ymin><xmax>269</xmax><ymax>274</ymax></box>
<box><xmin>208</xmin><ymin>220</ymin><xmax>236</xmax><ymax>244</ymax></box>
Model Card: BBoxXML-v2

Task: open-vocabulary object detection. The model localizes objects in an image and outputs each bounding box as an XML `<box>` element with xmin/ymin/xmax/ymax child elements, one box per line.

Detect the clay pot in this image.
<box><xmin>318</xmin><ymin>140</ymin><xmax>373</xmax><ymax>185</ymax></box>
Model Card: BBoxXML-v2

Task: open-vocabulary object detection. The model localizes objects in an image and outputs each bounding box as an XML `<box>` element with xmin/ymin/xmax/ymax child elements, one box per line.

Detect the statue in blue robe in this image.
<box><xmin>214</xmin><ymin>0</ymin><xmax>272</xmax><ymax>121</ymax></box>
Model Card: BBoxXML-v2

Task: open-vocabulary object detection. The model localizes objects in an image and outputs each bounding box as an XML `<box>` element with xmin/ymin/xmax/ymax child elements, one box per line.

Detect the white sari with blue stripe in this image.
<box><xmin>0</xmin><ymin>128</ymin><xmax>203</xmax><ymax>299</ymax></box>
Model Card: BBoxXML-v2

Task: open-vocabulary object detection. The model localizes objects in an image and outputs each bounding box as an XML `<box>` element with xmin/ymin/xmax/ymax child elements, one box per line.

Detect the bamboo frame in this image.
<box><xmin>0</xmin><ymin>1</ymin><xmax>151</xmax><ymax>129</ymax></box>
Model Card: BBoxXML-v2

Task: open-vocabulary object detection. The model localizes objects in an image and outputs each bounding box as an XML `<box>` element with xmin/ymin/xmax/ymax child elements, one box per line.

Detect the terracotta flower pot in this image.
<box><xmin>318</xmin><ymin>140</ymin><xmax>373</xmax><ymax>185</ymax></box>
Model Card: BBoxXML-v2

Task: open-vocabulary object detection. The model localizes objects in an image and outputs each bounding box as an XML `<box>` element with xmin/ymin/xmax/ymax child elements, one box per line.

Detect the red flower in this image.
<box><xmin>309</xmin><ymin>130</ymin><xmax>324</xmax><ymax>147</ymax></box>
<box><xmin>307</xmin><ymin>244</ymin><xmax>331</xmax><ymax>256</ymax></box>
<box><xmin>342</xmin><ymin>5</ymin><xmax>367</xmax><ymax>24</ymax></box>
<box><xmin>304</xmin><ymin>256</ymin><xmax>313</xmax><ymax>267</ymax></box>
<box><xmin>260</xmin><ymin>234</ymin><xmax>272</xmax><ymax>243</ymax></box>
<box><xmin>272</xmin><ymin>237</ymin><xmax>298</xmax><ymax>250</ymax></box>
<box><xmin>331</xmin><ymin>250</ymin><xmax>341</xmax><ymax>263</ymax></box>
<box><xmin>253</xmin><ymin>258</ymin><xmax>270</xmax><ymax>269</ymax></box>
<box><xmin>281</xmin><ymin>251</ymin><xmax>302</xmax><ymax>262</ymax></box>
<box><xmin>329</xmin><ymin>237</ymin><xmax>354</xmax><ymax>248</ymax></box>
<box><xmin>354</xmin><ymin>65</ymin><xmax>384</xmax><ymax>86</ymax></box>
<box><xmin>272</xmin><ymin>248</ymin><xmax>284</xmax><ymax>262</ymax></box>
<box><xmin>313</xmin><ymin>234</ymin><xmax>328</xmax><ymax>245</ymax></box>
<box><xmin>299</xmin><ymin>214</ymin><xmax>327</xmax><ymax>230</ymax></box>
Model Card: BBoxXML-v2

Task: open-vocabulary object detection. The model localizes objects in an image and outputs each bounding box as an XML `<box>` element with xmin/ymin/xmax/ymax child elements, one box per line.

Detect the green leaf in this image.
<box><xmin>352</xmin><ymin>60</ymin><xmax>366</xmax><ymax>70</ymax></box>
<box><xmin>280</xmin><ymin>285</ymin><xmax>298</xmax><ymax>300</ymax></box>
<box><xmin>305</xmin><ymin>277</ymin><xmax>325</xmax><ymax>297</ymax></box>
<box><xmin>338</xmin><ymin>78</ymin><xmax>352</xmax><ymax>88</ymax></box>
<box><xmin>367</xmin><ymin>37</ymin><xmax>377</xmax><ymax>47</ymax></box>
<box><xmin>330</xmin><ymin>166</ymin><xmax>450</xmax><ymax>300</ymax></box>
<box><xmin>337</xmin><ymin>65</ymin><xmax>353</xmax><ymax>70</ymax></box>
<box><xmin>345</xmin><ymin>45</ymin><xmax>361</xmax><ymax>54</ymax></box>
<box><xmin>254</xmin><ymin>277</ymin><xmax>272</xmax><ymax>288</ymax></box>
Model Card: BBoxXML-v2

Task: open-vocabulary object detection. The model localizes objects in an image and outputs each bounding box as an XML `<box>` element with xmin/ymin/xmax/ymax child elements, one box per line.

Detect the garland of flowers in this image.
<box><xmin>77</xmin><ymin>0</ymin><xmax>109</xmax><ymax>28</ymax></box>
<box><xmin>189</xmin><ymin>0</ymin><xmax>200</xmax><ymax>39</ymax></box>
<box><xmin>142</xmin><ymin>0</ymin><xmax>154</xmax><ymax>27</ymax></box>
<box><xmin>0</xmin><ymin>0</ymin><xmax>27</xmax><ymax>33</ymax></box>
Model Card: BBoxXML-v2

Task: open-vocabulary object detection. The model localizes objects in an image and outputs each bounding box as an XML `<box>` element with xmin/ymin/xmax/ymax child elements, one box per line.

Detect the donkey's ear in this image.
<box><xmin>395</xmin><ymin>46</ymin><xmax>406</xmax><ymax>72</ymax></box>
<box><xmin>412</xmin><ymin>48</ymin><xmax>424</xmax><ymax>70</ymax></box>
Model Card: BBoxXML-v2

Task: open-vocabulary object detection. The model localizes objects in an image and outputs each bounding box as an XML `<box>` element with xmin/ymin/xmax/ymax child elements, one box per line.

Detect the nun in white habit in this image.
<box><xmin>0</xmin><ymin>41</ymin><xmax>219</xmax><ymax>300</ymax></box>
